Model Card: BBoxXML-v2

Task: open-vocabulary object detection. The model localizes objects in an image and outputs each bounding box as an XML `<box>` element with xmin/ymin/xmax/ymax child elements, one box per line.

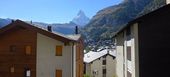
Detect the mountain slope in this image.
<box><xmin>0</xmin><ymin>18</ymin><xmax>12</xmax><ymax>28</ymax></box>
<box><xmin>82</xmin><ymin>0</ymin><xmax>165</xmax><ymax>47</ymax></box>
<box><xmin>138</xmin><ymin>0</ymin><xmax>165</xmax><ymax>16</ymax></box>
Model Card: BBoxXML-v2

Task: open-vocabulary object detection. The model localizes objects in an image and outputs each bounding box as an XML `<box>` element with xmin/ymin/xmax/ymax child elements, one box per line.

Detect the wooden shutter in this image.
<box><xmin>26</xmin><ymin>46</ymin><xmax>31</xmax><ymax>55</ymax></box>
<box><xmin>56</xmin><ymin>69</ymin><xmax>62</xmax><ymax>77</ymax></box>
<box><xmin>56</xmin><ymin>46</ymin><xmax>62</xmax><ymax>56</ymax></box>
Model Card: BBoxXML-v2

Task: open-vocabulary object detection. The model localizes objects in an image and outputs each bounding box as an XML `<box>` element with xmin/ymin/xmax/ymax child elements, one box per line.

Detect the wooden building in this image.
<box><xmin>114</xmin><ymin>3</ymin><xmax>170</xmax><ymax>77</ymax></box>
<box><xmin>0</xmin><ymin>20</ymin><xmax>84</xmax><ymax>77</ymax></box>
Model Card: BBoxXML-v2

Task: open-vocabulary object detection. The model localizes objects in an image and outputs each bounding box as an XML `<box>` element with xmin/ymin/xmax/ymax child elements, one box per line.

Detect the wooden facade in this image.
<box><xmin>0</xmin><ymin>24</ymin><xmax>37</xmax><ymax>77</ymax></box>
<box><xmin>76</xmin><ymin>39</ymin><xmax>84</xmax><ymax>77</ymax></box>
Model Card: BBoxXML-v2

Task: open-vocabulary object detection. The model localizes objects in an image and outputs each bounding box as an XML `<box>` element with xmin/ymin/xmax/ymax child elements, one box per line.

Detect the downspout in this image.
<box><xmin>71</xmin><ymin>42</ymin><xmax>75</xmax><ymax>77</ymax></box>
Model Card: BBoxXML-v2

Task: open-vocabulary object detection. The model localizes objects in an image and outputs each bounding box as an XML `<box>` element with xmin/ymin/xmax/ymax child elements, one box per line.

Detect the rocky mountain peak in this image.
<box><xmin>72</xmin><ymin>10</ymin><xmax>90</xmax><ymax>26</ymax></box>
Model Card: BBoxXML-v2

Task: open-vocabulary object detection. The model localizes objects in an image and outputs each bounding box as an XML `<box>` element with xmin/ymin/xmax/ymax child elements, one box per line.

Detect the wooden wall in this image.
<box><xmin>0</xmin><ymin>25</ymin><xmax>37</xmax><ymax>77</ymax></box>
<box><xmin>76</xmin><ymin>39</ymin><xmax>84</xmax><ymax>77</ymax></box>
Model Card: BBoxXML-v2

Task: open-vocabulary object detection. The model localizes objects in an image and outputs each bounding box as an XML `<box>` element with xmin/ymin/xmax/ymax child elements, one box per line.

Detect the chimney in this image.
<box><xmin>166</xmin><ymin>0</ymin><xmax>170</xmax><ymax>4</ymax></box>
<box><xmin>47</xmin><ymin>26</ymin><xmax>52</xmax><ymax>32</ymax></box>
<box><xmin>30</xmin><ymin>20</ymin><xmax>32</xmax><ymax>24</ymax></box>
<box><xmin>11</xmin><ymin>20</ymin><xmax>15</xmax><ymax>23</ymax></box>
<box><xmin>75</xmin><ymin>26</ymin><xmax>78</xmax><ymax>34</ymax></box>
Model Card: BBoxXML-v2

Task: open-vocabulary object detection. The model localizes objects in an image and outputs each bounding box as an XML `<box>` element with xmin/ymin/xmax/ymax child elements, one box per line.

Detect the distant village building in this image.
<box><xmin>113</xmin><ymin>3</ymin><xmax>170</xmax><ymax>77</ymax></box>
<box><xmin>0</xmin><ymin>20</ymin><xmax>84</xmax><ymax>77</ymax></box>
<box><xmin>84</xmin><ymin>48</ymin><xmax>116</xmax><ymax>77</ymax></box>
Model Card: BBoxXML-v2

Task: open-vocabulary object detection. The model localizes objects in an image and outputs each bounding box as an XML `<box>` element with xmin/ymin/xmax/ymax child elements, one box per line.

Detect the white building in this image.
<box><xmin>84</xmin><ymin>48</ymin><xmax>116</xmax><ymax>77</ymax></box>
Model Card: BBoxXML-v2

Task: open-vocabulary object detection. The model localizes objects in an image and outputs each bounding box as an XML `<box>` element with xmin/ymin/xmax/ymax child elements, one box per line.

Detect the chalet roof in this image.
<box><xmin>84</xmin><ymin>48</ymin><xmax>116</xmax><ymax>63</ymax></box>
<box><xmin>113</xmin><ymin>4</ymin><xmax>170</xmax><ymax>37</ymax></box>
<box><xmin>0</xmin><ymin>20</ymin><xmax>81</xmax><ymax>43</ymax></box>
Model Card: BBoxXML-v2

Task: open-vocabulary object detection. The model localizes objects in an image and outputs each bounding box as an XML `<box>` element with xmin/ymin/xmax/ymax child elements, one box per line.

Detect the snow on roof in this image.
<box><xmin>84</xmin><ymin>48</ymin><xmax>116</xmax><ymax>63</ymax></box>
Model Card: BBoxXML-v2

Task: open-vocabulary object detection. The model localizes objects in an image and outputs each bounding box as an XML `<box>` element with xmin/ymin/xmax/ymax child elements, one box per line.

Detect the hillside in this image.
<box><xmin>82</xmin><ymin>0</ymin><xmax>166</xmax><ymax>48</ymax></box>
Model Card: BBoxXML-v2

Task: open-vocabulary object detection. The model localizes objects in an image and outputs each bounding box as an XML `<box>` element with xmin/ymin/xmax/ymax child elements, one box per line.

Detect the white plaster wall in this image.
<box><xmin>132</xmin><ymin>23</ymin><xmax>139</xmax><ymax>77</ymax></box>
<box><xmin>36</xmin><ymin>33</ymin><xmax>72</xmax><ymax>77</ymax></box>
<box><xmin>106</xmin><ymin>55</ymin><xmax>116</xmax><ymax>77</ymax></box>
<box><xmin>124</xmin><ymin>31</ymin><xmax>128</xmax><ymax>77</ymax></box>
<box><xmin>85</xmin><ymin>63</ymin><xmax>91</xmax><ymax>76</ymax></box>
<box><xmin>90</xmin><ymin>58</ymin><xmax>102</xmax><ymax>77</ymax></box>
<box><xmin>166</xmin><ymin>0</ymin><xmax>170</xmax><ymax>4</ymax></box>
<box><xmin>115</xmin><ymin>33</ymin><xmax>124</xmax><ymax>77</ymax></box>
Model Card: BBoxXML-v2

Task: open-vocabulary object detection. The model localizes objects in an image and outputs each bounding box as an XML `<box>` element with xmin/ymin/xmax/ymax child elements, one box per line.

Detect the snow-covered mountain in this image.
<box><xmin>0</xmin><ymin>18</ymin><xmax>77</xmax><ymax>35</ymax></box>
<box><xmin>32</xmin><ymin>21</ymin><xmax>76</xmax><ymax>35</ymax></box>
<box><xmin>72</xmin><ymin>10</ymin><xmax>90</xmax><ymax>26</ymax></box>
<box><xmin>0</xmin><ymin>10</ymin><xmax>89</xmax><ymax>34</ymax></box>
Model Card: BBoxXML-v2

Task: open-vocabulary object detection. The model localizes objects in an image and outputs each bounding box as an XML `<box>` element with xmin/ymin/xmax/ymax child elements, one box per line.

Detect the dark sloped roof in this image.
<box><xmin>0</xmin><ymin>20</ymin><xmax>80</xmax><ymax>43</ymax></box>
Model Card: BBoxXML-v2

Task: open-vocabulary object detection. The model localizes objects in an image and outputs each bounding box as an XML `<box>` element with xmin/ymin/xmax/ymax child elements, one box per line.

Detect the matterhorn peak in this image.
<box><xmin>77</xmin><ymin>10</ymin><xmax>86</xmax><ymax>16</ymax></box>
<box><xmin>72</xmin><ymin>10</ymin><xmax>90</xmax><ymax>26</ymax></box>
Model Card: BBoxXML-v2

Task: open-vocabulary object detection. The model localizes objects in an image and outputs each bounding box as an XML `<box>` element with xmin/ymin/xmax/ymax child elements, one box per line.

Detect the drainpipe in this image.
<box><xmin>71</xmin><ymin>42</ymin><xmax>75</xmax><ymax>77</ymax></box>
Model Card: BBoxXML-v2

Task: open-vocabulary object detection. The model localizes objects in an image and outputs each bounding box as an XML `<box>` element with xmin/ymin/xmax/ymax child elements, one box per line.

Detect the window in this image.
<box><xmin>25</xmin><ymin>67</ymin><xmax>31</xmax><ymax>77</ymax></box>
<box><xmin>26</xmin><ymin>46</ymin><xmax>31</xmax><ymax>55</ymax></box>
<box><xmin>92</xmin><ymin>70</ymin><xmax>98</xmax><ymax>75</ymax></box>
<box><xmin>127</xmin><ymin>71</ymin><xmax>132</xmax><ymax>77</ymax></box>
<box><xmin>10</xmin><ymin>45</ymin><xmax>16</xmax><ymax>52</ymax></box>
<box><xmin>102</xmin><ymin>59</ymin><xmax>106</xmax><ymax>65</ymax></box>
<box><xmin>127</xmin><ymin>46</ymin><xmax>131</xmax><ymax>61</ymax></box>
<box><xmin>103</xmin><ymin>68</ymin><xmax>106</xmax><ymax>74</ymax></box>
<box><xmin>10</xmin><ymin>66</ymin><xmax>15</xmax><ymax>73</ymax></box>
<box><xmin>103</xmin><ymin>68</ymin><xmax>106</xmax><ymax>77</ymax></box>
<box><xmin>102</xmin><ymin>55</ymin><xmax>106</xmax><ymax>65</ymax></box>
<box><xmin>56</xmin><ymin>69</ymin><xmax>62</xmax><ymax>77</ymax></box>
<box><xmin>56</xmin><ymin>46</ymin><xmax>62</xmax><ymax>56</ymax></box>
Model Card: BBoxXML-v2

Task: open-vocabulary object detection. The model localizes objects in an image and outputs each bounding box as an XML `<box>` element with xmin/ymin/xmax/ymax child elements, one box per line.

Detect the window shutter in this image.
<box><xmin>56</xmin><ymin>46</ymin><xmax>62</xmax><ymax>56</ymax></box>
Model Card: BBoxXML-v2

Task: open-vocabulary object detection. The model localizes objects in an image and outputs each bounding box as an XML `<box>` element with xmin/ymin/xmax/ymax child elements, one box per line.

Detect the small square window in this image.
<box><xmin>10</xmin><ymin>45</ymin><xmax>16</xmax><ymax>52</ymax></box>
<box><xmin>10</xmin><ymin>66</ymin><xmax>15</xmax><ymax>73</ymax></box>
<box><xmin>56</xmin><ymin>46</ymin><xmax>62</xmax><ymax>56</ymax></box>
<box><xmin>25</xmin><ymin>46</ymin><xmax>31</xmax><ymax>55</ymax></box>
<box><xmin>102</xmin><ymin>60</ymin><xmax>106</xmax><ymax>65</ymax></box>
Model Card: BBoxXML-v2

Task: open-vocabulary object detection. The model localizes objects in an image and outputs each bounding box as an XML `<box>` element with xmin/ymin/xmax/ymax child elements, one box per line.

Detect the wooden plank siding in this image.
<box><xmin>0</xmin><ymin>26</ymin><xmax>36</xmax><ymax>77</ymax></box>
<box><xmin>76</xmin><ymin>39</ymin><xmax>84</xmax><ymax>77</ymax></box>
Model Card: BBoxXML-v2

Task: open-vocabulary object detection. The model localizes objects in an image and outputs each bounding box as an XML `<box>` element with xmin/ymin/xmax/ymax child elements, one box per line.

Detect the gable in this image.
<box><xmin>0</xmin><ymin>20</ymin><xmax>76</xmax><ymax>43</ymax></box>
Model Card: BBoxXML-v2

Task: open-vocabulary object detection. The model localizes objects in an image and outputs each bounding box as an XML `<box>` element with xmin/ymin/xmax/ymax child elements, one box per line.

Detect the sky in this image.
<box><xmin>0</xmin><ymin>0</ymin><xmax>123</xmax><ymax>23</ymax></box>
